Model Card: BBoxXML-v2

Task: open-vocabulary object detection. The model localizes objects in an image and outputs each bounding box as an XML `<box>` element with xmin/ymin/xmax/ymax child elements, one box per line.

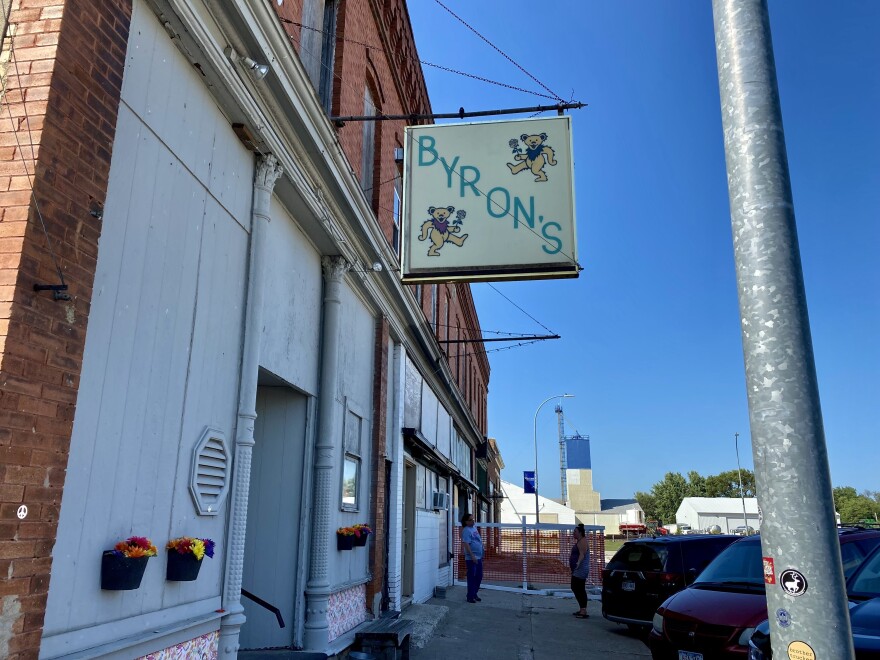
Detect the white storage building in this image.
<box><xmin>676</xmin><ymin>497</ymin><xmax>761</xmax><ymax>533</ymax></box>
<box><xmin>499</xmin><ymin>480</ymin><xmax>577</xmax><ymax>525</ymax></box>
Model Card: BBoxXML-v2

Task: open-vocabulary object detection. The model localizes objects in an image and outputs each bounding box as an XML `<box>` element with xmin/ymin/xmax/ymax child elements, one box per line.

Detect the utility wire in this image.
<box><xmin>432</xmin><ymin>0</ymin><xmax>563</xmax><ymax>102</ymax></box>
<box><xmin>1</xmin><ymin>32</ymin><xmax>67</xmax><ymax>290</ymax></box>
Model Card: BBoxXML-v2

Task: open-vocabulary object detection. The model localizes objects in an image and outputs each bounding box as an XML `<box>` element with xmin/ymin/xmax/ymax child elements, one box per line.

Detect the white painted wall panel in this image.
<box><xmin>413</xmin><ymin>510</ymin><xmax>441</xmax><ymax>604</ymax></box>
<box><xmin>44</xmin><ymin>0</ymin><xmax>252</xmax><ymax>642</ymax></box>
<box><xmin>121</xmin><ymin>0</ymin><xmax>252</xmax><ymax>225</ymax></box>
<box><xmin>435</xmin><ymin>406</ymin><xmax>451</xmax><ymax>459</ymax></box>
<box><xmin>420</xmin><ymin>386</ymin><xmax>438</xmax><ymax>447</ymax></box>
<box><xmin>337</xmin><ymin>285</ymin><xmax>375</xmax><ymax>412</ymax></box>
<box><xmin>327</xmin><ymin>285</ymin><xmax>376</xmax><ymax>588</ymax></box>
<box><xmin>259</xmin><ymin>201</ymin><xmax>322</xmax><ymax>394</ymax></box>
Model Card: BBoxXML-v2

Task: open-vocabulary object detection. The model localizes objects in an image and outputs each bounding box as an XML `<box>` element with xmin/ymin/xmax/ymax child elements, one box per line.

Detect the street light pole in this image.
<box><xmin>735</xmin><ymin>432</ymin><xmax>749</xmax><ymax>534</ymax></box>
<box><xmin>533</xmin><ymin>394</ymin><xmax>573</xmax><ymax>524</ymax></box>
<box><xmin>713</xmin><ymin>1</ymin><xmax>853</xmax><ymax>655</ymax></box>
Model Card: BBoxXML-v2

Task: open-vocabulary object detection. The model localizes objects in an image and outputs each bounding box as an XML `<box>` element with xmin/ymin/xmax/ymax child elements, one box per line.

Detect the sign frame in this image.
<box><xmin>401</xmin><ymin>116</ymin><xmax>579</xmax><ymax>283</ymax></box>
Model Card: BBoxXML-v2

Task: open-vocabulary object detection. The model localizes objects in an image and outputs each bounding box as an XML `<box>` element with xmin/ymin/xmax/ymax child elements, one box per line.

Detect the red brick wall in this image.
<box><xmin>366</xmin><ymin>317</ymin><xmax>389</xmax><ymax>612</ymax></box>
<box><xmin>0</xmin><ymin>1</ymin><xmax>131</xmax><ymax>657</ymax></box>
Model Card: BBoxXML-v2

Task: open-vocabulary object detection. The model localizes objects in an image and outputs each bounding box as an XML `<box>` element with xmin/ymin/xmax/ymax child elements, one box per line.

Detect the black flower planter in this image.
<box><xmin>354</xmin><ymin>533</ymin><xmax>369</xmax><ymax>547</ymax></box>
<box><xmin>166</xmin><ymin>550</ymin><xmax>203</xmax><ymax>581</ymax></box>
<box><xmin>337</xmin><ymin>534</ymin><xmax>355</xmax><ymax>551</ymax></box>
<box><xmin>101</xmin><ymin>552</ymin><xmax>149</xmax><ymax>590</ymax></box>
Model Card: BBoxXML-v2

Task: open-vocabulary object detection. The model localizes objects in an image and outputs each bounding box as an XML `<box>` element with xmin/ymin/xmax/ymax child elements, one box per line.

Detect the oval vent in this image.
<box><xmin>190</xmin><ymin>427</ymin><xmax>231</xmax><ymax>516</ymax></box>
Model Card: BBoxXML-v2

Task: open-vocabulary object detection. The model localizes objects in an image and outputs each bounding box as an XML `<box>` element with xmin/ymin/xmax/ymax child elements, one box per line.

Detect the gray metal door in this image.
<box><xmin>240</xmin><ymin>386</ymin><xmax>308</xmax><ymax>649</ymax></box>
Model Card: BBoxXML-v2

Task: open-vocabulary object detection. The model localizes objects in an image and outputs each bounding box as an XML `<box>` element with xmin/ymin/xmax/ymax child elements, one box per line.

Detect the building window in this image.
<box><xmin>318</xmin><ymin>1</ymin><xmax>338</xmax><ymax>112</ymax></box>
<box><xmin>341</xmin><ymin>408</ymin><xmax>363</xmax><ymax>511</ymax></box>
<box><xmin>392</xmin><ymin>164</ymin><xmax>402</xmax><ymax>257</ymax></box>
<box><xmin>456</xmin><ymin>320</ymin><xmax>461</xmax><ymax>382</ymax></box>
<box><xmin>416</xmin><ymin>464</ymin><xmax>427</xmax><ymax>509</ymax></box>
<box><xmin>444</xmin><ymin>292</ymin><xmax>450</xmax><ymax>345</ymax></box>
<box><xmin>361</xmin><ymin>87</ymin><xmax>376</xmax><ymax>195</ymax></box>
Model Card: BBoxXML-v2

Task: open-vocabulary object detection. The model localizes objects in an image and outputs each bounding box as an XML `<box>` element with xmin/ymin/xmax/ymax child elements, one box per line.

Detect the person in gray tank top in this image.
<box><xmin>569</xmin><ymin>523</ymin><xmax>590</xmax><ymax>618</ymax></box>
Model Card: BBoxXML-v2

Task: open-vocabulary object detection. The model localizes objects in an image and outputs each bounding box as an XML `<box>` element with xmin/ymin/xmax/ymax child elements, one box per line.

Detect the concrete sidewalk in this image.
<box><xmin>409</xmin><ymin>586</ymin><xmax>650</xmax><ymax>660</ymax></box>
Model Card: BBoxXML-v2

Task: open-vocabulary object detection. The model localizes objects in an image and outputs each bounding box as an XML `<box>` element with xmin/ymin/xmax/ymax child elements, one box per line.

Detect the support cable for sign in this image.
<box><xmin>431</xmin><ymin>0</ymin><xmax>564</xmax><ymax>102</ymax></box>
<box><xmin>485</xmin><ymin>283</ymin><xmax>558</xmax><ymax>335</ymax></box>
<box><xmin>288</xmin><ymin>19</ymin><xmax>584</xmax><ymax>268</ymax></box>
<box><xmin>277</xmin><ymin>15</ymin><xmax>562</xmax><ymax>101</ymax></box>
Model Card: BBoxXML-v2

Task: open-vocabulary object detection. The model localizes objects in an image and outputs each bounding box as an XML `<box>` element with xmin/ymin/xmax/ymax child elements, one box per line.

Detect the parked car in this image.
<box><xmin>648</xmin><ymin>527</ymin><xmax>880</xmax><ymax>659</ymax></box>
<box><xmin>748</xmin><ymin>542</ymin><xmax>880</xmax><ymax>659</ymax></box>
<box><xmin>733</xmin><ymin>525</ymin><xmax>755</xmax><ymax>536</ymax></box>
<box><xmin>602</xmin><ymin>535</ymin><xmax>739</xmax><ymax>630</ymax></box>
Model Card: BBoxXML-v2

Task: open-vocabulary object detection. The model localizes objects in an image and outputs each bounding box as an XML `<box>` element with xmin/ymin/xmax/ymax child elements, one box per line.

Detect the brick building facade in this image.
<box><xmin>0</xmin><ymin>0</ymin><xmax>489</xmax><ymax>657</ymax></box>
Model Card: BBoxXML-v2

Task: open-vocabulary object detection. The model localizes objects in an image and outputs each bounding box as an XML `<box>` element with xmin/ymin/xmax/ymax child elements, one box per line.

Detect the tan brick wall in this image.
<box><xmin>0</xmin><ymin>1</ymin><xmax>131</xmax><ymax>657</ymax></box>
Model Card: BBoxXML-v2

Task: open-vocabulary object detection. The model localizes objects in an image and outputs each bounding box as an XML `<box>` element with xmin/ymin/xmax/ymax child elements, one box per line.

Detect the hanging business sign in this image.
<box><xmin>401</xmin><ymin>116</ymin><xmax>579</xmax><ymax>282</ymax></box>
<box><xmin>523</xmin><ymin>471</ymin><xmax>536</xmax><ymax>494</ymax></box>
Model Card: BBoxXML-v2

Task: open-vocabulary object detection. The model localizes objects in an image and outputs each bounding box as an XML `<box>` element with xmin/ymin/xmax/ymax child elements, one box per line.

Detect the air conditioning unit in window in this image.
<box><xmin>432</xmin><ymin>491</ymin><xmax>450</xmax><ymax>511</ymax></box>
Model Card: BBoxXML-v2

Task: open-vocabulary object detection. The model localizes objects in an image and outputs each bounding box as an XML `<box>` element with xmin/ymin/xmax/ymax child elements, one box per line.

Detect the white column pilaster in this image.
<box><xmin>303</xmin><ymin>255</ymin><xmax>350</xmax><ymax>651</ymax></box>
<box><xmin>219</xmin><ymin>154</ymin><xmax>283</xmax><ymax>659</ymax></box>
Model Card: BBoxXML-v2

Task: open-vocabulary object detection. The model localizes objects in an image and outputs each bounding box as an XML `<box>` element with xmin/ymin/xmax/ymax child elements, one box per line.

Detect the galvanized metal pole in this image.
<box><xmin>712</xmin><ymin>1</ymin><xmax>853</xmax><ymax>657</ymax></box>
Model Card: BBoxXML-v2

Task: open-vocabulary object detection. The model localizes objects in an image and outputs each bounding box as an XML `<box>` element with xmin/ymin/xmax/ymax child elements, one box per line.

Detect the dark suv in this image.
<box><xmin>602</xmin><ymin>535</ymin><xmax>740</xmax><ymax>629</ymax></box>
<box><xmin>648</xmin><ymin>527</ymin><xmax>880</xmax><ymax>659</ymax></box>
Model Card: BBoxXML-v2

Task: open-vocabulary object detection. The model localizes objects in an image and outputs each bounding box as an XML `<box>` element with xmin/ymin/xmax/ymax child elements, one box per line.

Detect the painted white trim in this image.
<box><xmin>39</xmin><ymin>599</ymin><xmax>221</xmax><ymax>659</ymax></box>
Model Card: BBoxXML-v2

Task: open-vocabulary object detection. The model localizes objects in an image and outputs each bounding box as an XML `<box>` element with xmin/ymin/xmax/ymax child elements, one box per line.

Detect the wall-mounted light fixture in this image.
<box><xmin>351</xmin><ymin>261</ymin><xmax>383</xmax><ymax>273</ymax></box>
<box><xmin>224</xmin><ymin>46</ymin><xmax>270</xmax><ymax>81</ymax></box>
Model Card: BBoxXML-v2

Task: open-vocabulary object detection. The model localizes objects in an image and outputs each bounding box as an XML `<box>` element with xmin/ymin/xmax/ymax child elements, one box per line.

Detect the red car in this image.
<box><xmin>648</xmin><ymin>527</ymin><xmax>880</xmax><ymax>659</ymax></box>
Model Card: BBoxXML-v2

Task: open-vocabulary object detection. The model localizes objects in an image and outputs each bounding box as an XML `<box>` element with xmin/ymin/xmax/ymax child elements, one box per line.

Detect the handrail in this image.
<box><xmin>241</xmin><ymin>588</ymin><xmax>285</xmax><ymax>628</ymax></box>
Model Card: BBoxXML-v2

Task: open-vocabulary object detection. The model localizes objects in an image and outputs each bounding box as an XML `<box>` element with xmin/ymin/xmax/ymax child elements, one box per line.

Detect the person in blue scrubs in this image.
<box><xmin>461</xmin><ymin>513</ymin><xmax>483</xmax><ymax>603</ymax></box>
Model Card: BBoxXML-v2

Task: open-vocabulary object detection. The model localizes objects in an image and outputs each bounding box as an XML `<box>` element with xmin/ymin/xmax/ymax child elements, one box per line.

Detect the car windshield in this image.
<box><xmin>849</xmin><ymin>548</ymin><xmax>880</xmax><ymax>598</ymax></box>
<box><xmin>693</xmin><ymin>540</ymin><xmax>763</xmax><ymax>585</ymax></box>
<box><xmin>607</xmin><ymin>543</ymin><xmax>669</xmax><ymax>572</ymax></box>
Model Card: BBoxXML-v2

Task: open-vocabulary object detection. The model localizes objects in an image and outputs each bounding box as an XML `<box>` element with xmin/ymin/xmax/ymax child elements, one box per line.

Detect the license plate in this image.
<box><xmin>678</xmin><ymin>652</ymin><xmax>703</xmax><ymax>660</ymax></box>
<box><xmin>622</xmin><ymin>581</ymin><xmax>635</xmax><ymax>591</ymax></box>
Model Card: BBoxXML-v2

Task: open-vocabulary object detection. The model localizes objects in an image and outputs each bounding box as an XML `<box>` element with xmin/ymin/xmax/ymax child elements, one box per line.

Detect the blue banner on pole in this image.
<box><xmin>523</xmin><ymin>471</ymin><xmax>536</xmax><ymax>494</ymax></box>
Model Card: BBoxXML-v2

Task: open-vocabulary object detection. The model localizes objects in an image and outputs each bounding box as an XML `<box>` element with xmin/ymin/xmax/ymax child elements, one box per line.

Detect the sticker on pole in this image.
<box><xmin>787</xmin><ymin>640</ymin><xmax>815</xmax><ymax>660</ymax></box>
<box><xmin>763</xmin><ymin>557</ymin><xmax>776</xmax><ymax>584</ymax></box>
<box><xmin>780</xmin><ymin>569</ymin><xmax>808</xmax><ymax>596</ymax></box>
<box><xmin>776</xmin><ymin>608</ymin><xmax>791</xmax><ymax>628</ymax></box>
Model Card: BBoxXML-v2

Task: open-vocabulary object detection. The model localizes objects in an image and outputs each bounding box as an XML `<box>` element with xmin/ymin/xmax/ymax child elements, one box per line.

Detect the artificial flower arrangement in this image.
<box><xmin>166</xmin><ymin>537</ymin><xmax>215</xmax><ymax>560</ymax></box>
<box><xmin>101</xmin><ymin>536</ymin><xmax>157</xmax><ymax>590</ymax></box>
<box><xmin>336</xmin><ymin>524</ymin><xmax>372</xmax><ymax>550</ymax></box>
<box><xmin>166</xmin><ymin>537</ymin><xmax>215</xmax><ymax>581</ymax></box>
<box><xmin>336</xmin><ymin>524</ymin><xmax>371</xmax><ymax>537</ymax></box>
<box><xmin>112</xmin><ymin>536</ymin><xmax>158</xmax><ymax>558</ymax></box>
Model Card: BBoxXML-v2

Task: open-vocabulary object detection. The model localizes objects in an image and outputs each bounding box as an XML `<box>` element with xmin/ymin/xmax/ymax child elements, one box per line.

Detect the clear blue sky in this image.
<box><xmin>407</xmin><ymin>2</ymin><xmax>879</xmax><ymax>500</ymax></box>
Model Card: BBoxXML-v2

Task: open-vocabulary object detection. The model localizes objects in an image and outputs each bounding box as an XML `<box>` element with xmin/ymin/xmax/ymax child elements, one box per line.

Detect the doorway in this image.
<box><xmin>240</xmin><ymin>384</ymin><xmax>308</xmax><ymax>649</ymax></box>
<box><xmin>402</xmin><ymin>462</ymin><xmax>416</xmax><ymax>598</ymax></box>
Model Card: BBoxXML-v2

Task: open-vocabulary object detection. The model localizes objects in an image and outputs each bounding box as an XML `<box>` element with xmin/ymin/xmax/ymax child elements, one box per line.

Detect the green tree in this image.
<box><xmin>635</xmin><ymin>472</ymin><xmax>711</xmax><ymax>524</ymax></box>
<box><xmin>635</xmin><ymin>491</ymin><xmax>659</xmax><ymax>523</ymax></box>
<box><xmin>704</xmin><ymin>469</ymin><xmax>756</xmax><ymax>498</ymax></box>
<box><xmin>834</xmin><ymin>487</ymin><xmax>880</xmax><ymax>523</ymax></box>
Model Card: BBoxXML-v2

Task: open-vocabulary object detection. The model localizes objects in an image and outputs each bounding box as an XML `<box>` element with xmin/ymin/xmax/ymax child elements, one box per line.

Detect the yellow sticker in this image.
<box><xmin>787</xmin><ymin>641</ymin><xmax>815</xmax><ymax>660</ymax></box>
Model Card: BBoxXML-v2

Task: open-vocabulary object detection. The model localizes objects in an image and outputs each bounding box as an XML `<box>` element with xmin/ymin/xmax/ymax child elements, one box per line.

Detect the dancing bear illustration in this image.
<box><xmin>507</xmin><ymin>133</ymin><xmax>557</xmax><ymax>182</ymax></box>
<box><xmin>418</xmin><ymin>206</ymin><xmax>468</xmax><ymax>257</ymax></box>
